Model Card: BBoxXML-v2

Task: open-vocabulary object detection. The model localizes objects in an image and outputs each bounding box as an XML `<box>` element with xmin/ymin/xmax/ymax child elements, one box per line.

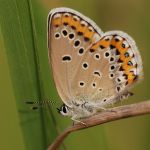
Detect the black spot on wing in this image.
<box><xmin>89</xmin><ymin>49</ymin><xmax>95</xmax><ymax>53</ymax></box>
<box><xmin>68</xmin><ymin>33</ymin><xmax>74</xmax><ymax>39</ymax></box>
<box><xmin>71</xmin><ymin>25</ymin><xmax>76</xmax><ymax>30</ymax></box>
<box><xmin>62</xmin><ymin>55</ymin><xmax>71</xmax><ymax>62</ymax></box>
<box><xmin>94</xmin><ymin>71</ymin><xmax>101</xmax><ymax>77</ymax></box>
<box><xmin>63</xmin><ymin>22</ymin><xmax>68</xmax><ymax>26</ymax></box>
<box><xmin>77</xmin><ymin>31</ymin><xmax>83</xmax><ymax>36</ymax></box>
<box><xmin>78</xmin><ymin>48</ymin><xmax>84</xmax><ymax>54</ymax></box>
<box><xmin>84</xmin><ymin>37</ymin><xmax>90</xmax><ymax>42</ymax></box>
<box><xmin>74</xmin><ymin>40</ymin><xmax>80</xmax><ymax>47</ymax></box>
<box><xmin>110</xmin><ymin>45</ymin><xmax>115</xmax><ymax>49</ymax></box>
<box><xmin>99</xmin><ymin>45</ymin><xmax>105</xmax><ymax>49</ymax></box>
<box><xmin>116</xmin><ymin>49</ymin><xmax>120</xmax><ymax>55</ymax></box>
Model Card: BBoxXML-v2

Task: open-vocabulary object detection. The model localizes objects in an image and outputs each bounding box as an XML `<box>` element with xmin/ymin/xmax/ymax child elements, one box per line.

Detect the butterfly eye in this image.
<box><xmin>62</xmin><ymin>105</ymin><xmax>67</xmax><ymax>113</ymax></box>
<box><xmin>59</xmin><ymin>105</ymin><xmax>69</xmax><ymax>116</ymax></box>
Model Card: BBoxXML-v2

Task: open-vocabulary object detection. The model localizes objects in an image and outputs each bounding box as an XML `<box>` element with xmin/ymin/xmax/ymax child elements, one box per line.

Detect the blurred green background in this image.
<box><xmin>0</xmin><ymin>0</ymin><xmax>150</xmax><ymax>150</ymax></box>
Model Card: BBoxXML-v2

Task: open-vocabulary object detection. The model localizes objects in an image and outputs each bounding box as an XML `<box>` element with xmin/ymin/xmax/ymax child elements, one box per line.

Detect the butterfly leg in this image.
<box><xmin>71</xmin><ymin>115</ymin><xmax>86</xmax><ymax>126</ymax></box>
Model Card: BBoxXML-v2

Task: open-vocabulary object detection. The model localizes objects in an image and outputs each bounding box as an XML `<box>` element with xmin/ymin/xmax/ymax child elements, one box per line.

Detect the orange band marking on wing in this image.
<box><xmin>62</xmin><ymin>13</ymin><xmax>72</xmax><ymax>26</ymax></box>
<box><xmin>52</xmin><ymin>14</ymin><xmax>62</xmax><ymax>27</ymax></box>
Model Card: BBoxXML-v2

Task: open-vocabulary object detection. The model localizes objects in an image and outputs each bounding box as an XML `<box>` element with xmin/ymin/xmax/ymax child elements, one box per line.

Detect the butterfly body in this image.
<box><xmin>48</xmin><ymin>8</ymin><xmax>143</xmax><ymax>122</ymax></box>
<box><xmin>57</xmin><ymin>90</ymin><xmax>133</xmax><ymax>121</ymax></box>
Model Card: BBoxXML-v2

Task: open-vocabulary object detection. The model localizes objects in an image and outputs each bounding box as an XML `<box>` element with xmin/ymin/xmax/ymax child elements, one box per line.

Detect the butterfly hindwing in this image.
<box><xmin>71</xmin><ymin>31</ymin><xmax>143</xmax><ymax>107</ymax></box>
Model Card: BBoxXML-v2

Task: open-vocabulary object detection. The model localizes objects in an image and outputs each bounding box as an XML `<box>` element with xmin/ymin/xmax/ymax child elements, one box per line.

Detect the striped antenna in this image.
<box><xmin>25</xmin><ymin>99</ymin><xmax>58</xmax><ymax>110</ymax></box>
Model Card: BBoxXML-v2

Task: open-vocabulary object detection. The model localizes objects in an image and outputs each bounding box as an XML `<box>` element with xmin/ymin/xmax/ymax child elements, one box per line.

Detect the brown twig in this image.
<box><xmin>47</xmin><ymin>100</ymin><xmax>150</xmax><ymax>150</ymax></box>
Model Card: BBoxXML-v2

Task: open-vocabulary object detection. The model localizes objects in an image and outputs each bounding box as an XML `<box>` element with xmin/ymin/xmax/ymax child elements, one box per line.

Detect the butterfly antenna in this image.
<box><xmin>25</xmin><ymin>99</ymin><xmax>57</xmax><ymax>110</ymax></box>
<box><xmin>31</xmin><ymin>106</ymin><xmax>39</xmax><ymax>110</ymax></box>
<box><xmin>25</xmin><ymin>101</ymin><xmax>35</xmax><ymax>104</ymax></box>
<box><xmin>57</xmin><ymin>108</ymin><xmax>61</xmax><ymax>113</ymax></box>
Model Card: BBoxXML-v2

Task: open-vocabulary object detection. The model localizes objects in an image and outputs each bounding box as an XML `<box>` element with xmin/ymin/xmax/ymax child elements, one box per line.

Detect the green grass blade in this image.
<box><xmin>0</xmin><ymin>0</ymin><xmax>59</xmax><ymax>149</ymax></box>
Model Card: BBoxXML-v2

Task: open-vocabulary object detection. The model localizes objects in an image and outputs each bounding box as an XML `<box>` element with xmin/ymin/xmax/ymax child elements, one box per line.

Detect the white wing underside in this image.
<box><xmin>48</xmin><ymin>7</ymin><xmax>143</xmax><ymax>108</ymax></box>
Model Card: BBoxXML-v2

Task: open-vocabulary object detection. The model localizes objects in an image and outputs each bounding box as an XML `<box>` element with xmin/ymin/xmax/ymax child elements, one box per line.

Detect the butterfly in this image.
<box><xmin>47</xmin><ymin>7</ymin><xmax>143</xmax><ymax>124</ymax></box>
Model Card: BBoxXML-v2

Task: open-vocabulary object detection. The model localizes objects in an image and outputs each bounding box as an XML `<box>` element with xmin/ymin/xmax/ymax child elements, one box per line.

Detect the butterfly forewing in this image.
<box><xmin>48</xmin><ymin>8</ymin><xmax>103</xmax><ymax>106</ymax></box>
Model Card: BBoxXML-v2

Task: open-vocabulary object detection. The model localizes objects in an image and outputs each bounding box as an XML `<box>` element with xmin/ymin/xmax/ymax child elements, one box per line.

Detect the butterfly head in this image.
<box><xmin>57</xmin><ymin>104</ymin><xmax>72</xmax><ymax>116</ymax></box>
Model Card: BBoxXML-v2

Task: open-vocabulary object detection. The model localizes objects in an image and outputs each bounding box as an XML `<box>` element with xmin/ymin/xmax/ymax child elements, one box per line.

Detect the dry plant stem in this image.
<box><xmin>47</xmin><ymin>100</ymin><xmax>150</xmax><ymax>150</ymax></box>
